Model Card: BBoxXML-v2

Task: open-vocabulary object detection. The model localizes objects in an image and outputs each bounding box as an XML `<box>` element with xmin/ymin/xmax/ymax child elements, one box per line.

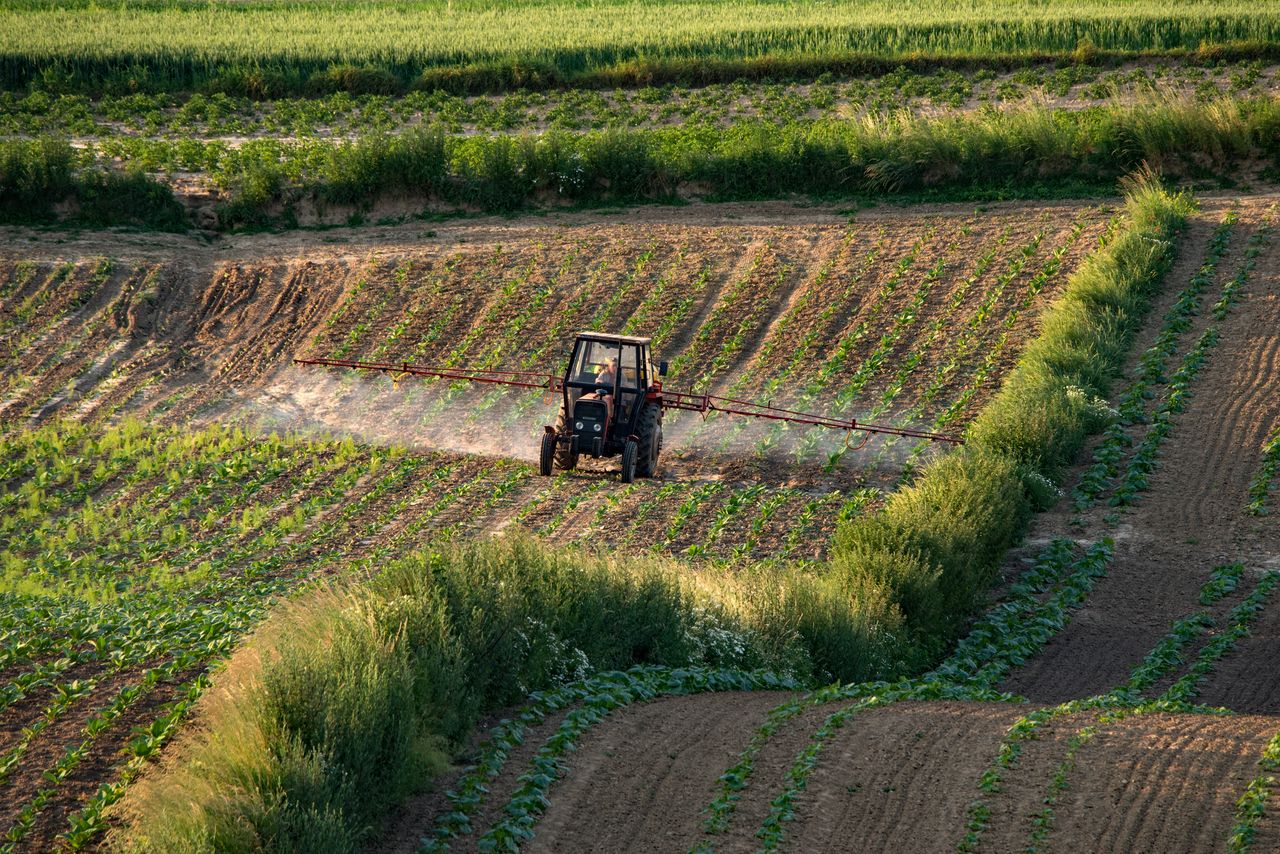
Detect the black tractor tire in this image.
<box><xmin>553</xmin><ymin>409</ymin><xmax>579</xmax><ymax>471</ymax></box>
<box><xmin>539</xmin><ymin>431</ymin><xmax>556</xmax><ymax>477</ymax></box>
<box><xmin>620</xmin><ymin>439</ymin><xmax>638</xmax><ymax>484</ymax></box>
<box><xmin>635</xmin><ymin>403</ymin><xmax>663</xmax><ymax>478</ymax></box>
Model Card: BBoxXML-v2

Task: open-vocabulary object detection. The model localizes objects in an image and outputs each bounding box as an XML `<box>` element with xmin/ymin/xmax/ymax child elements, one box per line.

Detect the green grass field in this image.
<box><xmin>3</xmin><ymin>0</ymin><xmax>1280</xmax><ymax>94</ymax></box>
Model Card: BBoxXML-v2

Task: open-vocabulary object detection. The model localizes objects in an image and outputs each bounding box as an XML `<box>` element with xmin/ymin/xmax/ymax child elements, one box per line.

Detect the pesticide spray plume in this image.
<box><xmin>241</xmin><ymin>361</ymin><xmax>948</xmax><ymax>485</ymax></box>
<box><xmin>247</xmin><ymin>364</ymin><xmax>556</xmax><ymax>462</ymax></box>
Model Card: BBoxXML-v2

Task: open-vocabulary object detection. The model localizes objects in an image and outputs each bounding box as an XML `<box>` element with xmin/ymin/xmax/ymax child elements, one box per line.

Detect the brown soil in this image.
<box><xmin>784</xmin><ymin>701</ymin><xmax>1024</xmax><ymax>854</ymax></box>
<box><xmin>524</xmin><ymin>692</ymin><xmax>789</xmax><ymax>854</ymax></box>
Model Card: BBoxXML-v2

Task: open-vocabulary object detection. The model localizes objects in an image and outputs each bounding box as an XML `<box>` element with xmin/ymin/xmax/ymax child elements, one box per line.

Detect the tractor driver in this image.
<box><xmin>593</xmin><ymin>357</ymin><xmax>618</xmax><ymax>398</ymax></box>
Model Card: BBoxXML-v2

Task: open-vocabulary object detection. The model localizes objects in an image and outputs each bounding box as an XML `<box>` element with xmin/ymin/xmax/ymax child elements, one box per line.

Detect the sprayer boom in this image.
<box><xmin>294</xmin><ymin>340</ymin><xmax>961</xmax><ymax>480</ymax></box>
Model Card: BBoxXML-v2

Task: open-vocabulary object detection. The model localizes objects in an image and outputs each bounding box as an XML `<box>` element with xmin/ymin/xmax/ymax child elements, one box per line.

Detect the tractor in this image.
<box><xmin>539</xmin><ymin>332</ymin><xmax>666</xmax><ymax>483</ymax></box>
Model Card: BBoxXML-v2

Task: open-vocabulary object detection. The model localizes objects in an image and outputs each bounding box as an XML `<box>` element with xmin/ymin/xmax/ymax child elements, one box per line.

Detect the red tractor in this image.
<box><xmin>540</xmin><ymin>332</ymin><xmax>666</xmax><ymax>483</ymax></box>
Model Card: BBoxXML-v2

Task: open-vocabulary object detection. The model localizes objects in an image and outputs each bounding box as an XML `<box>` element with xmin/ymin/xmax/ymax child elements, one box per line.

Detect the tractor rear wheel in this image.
<box><xmin>620</xmin><ymin>439</ymin><xmax>638</xmax><ymax>484</ymax></box>
<box><xmin>539</xmin><ymin>430</ymin><xmax>556</xmax><ymax>476</ymax></box>
<box><xmin>553</xmin><ymin>410</ymin><xmax>579</xmax><ymax>471</ymax></box>
<box><xmin>635</xmin><ymin>403</ymin><xmax>662</xmax><ymax>478</ymax></box>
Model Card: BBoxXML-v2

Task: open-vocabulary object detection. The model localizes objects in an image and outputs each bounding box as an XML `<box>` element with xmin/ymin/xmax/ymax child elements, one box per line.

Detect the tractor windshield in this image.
<box><xmin>570</xmin><ymin>340</ymin><xmax>642</xmax><ymax>392</ymax></box>
<box><xmin>568</xmin><ymin>338</ymin><xmax>645</xmax><ymax>422</ymax></box>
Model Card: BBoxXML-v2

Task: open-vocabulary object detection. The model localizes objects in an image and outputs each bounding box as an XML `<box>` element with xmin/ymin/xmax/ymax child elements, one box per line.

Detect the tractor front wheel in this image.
<box><xmin>620</xmin><ymin>439</ymin><xmax>638</xmax><ymax>484</ymax></box>
<box><xmin>554</xmin><ymin>410</ymin><xmax>579</xmax><ymax>470</ymax></box>
<box><xmin>635</xmin><ymin>403</ymin><xmax>662</xmax><ymax>478</ymax></box>
<box><xmin>539</xmin><ymin>430</ymin><xmax>556</xmax><ymax>476</ymax></box>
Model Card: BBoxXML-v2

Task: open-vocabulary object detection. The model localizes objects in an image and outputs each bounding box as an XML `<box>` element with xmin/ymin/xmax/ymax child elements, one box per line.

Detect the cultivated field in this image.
<box><xmin>5</xmin><ymin>0</ymin><xmax>1280</xmax><ymax>851</ymax></box>
<box><xmin>371</xmin><ymin>196</ymin><xmax>1280</xmax><ymax>854</ymax></box>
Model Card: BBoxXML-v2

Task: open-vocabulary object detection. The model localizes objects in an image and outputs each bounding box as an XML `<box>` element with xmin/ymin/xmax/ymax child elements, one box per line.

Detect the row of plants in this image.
<box><xmin>6</xmin><ymin>0</ymin><xmax>1280</xmax><ymax>97</ymax></box>
<box><xmin>958</xmin><ymin>558</ymin><xmax>1271</xmax><ymax>852</ymax></box>
<box><xmin>7</xmin><ymin>62</ymin><xmax>1276</xmax><ymax>138</ymax></box>
<box><xmin>1250</xmin><ymin>425</ymin><xmax>1280</xmax><ymax>516</ymax></box>
<box><xmin>1071</xmin><ymin>209</ymin><xmax>1240</xmax><ymax>508</ymax></box>
<box><xmin>0</xmin><ymin>138</ymin><xmax>184</xmax><ymax>228</ymax></box>
<box><xmin>9</xmin><ymin>95</ymin><xmax>1279</xmax><ymax>230</ymax></box>
<box><xmin>1012</xmin><ymin>568</ymin><xmax>1280</xmax><ymax>852</ymax></box>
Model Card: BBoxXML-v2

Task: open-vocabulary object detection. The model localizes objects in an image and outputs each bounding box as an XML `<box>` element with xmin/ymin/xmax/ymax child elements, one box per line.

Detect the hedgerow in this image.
<box><xmin>829</xmin><ymin>172</ymin><xmax>1192</xmax><ymax>667</ymax></box>
<box><xmin>12</xmin><ymin>95</ymin><xmax>1274</xmax><ymax>229</ymax></box>
<box><xmin>112</xmin><ymin>536</ymin><xmax>887</xmax><ymax>851</ymax></box>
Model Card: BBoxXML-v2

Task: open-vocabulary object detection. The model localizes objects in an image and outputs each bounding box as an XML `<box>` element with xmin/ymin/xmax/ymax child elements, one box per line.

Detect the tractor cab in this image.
<box><xmin>541</xmin><ymin>332</ymin><xmax>667</xmax><ymax>482</ymax></box>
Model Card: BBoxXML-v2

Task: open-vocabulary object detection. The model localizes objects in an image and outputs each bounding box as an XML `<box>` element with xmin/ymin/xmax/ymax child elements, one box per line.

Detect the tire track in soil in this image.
<box><xmin>1171</xmin><ymin>226</ymin><xmax>1280</xmax><ymax>543</ymax></box>
<box><xmin>780</xmin><ymin>701</ymin><xmax>1022</xmax><ymax>854</ymax></box>
<box><xmin>1046</xmin><ymin>713</ymin><xmax>1273</xmax><ymax>854</ymax></box>
<box><xmin>523</xmin><ymin>691</ymin><xmax>787</xmax><ymax>854</ymax></box>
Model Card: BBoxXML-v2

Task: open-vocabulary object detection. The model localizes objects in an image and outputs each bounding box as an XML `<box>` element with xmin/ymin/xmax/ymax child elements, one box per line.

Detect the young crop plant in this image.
<box><xmin>1247</xmin><ymin>423</ymin><xmax>1280</xmax><ymax>516</ymax></box>
<box><xmin>1229</xmin><ymin>730</ymin><xmax>1280</xmax><ymax>853</ymax></box>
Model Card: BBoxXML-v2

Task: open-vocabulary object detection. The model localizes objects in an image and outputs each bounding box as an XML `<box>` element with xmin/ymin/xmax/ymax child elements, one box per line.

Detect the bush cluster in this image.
<box><xmin>0</xmin><ymin>138</ymin><xmax>184</xmax><ymax>229</ymax></box>
<box><xmin>115</xmin><ymin>536</ymin><xmax>892</xmax><ymax>851</ymax></box>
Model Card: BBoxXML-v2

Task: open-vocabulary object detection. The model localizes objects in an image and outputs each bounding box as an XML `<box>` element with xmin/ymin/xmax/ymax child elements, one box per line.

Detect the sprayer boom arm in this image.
<box><xmin>292</xmin><ymin>356</ymin><xmax>963</xmax><ymax>445</ymax></box>
<box><xmin>292</xmin><ymin>357</ymin><xmax>563</xmax><ymax>392</ymax></box>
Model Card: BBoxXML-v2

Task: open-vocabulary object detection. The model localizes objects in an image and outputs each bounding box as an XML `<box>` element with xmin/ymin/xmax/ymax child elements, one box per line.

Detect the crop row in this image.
<box><xmin>5</xmin><ymin>0</ymin><xmax>1280</xmax><ymax>97</ymax></box>
<box><xmin>7</xmin><ymin>62</ymin><xmax>1278</xmax><ymax>140</ymax></box>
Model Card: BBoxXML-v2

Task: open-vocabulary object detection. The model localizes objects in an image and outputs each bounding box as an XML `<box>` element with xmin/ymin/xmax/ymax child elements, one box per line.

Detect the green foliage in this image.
<box><xmin>6</xmin><ymin>0</ymin><xmax>1280</xmax><ymax>97</ymax></box>
<box><xmin>114</xmin><ymin>536</ymin><xmax>859</xmax><ymax>851</ymax></box>
<box><xmin>0</xmin><ymin>137</ymin><xmax>75</xmax><ymax>220</ymax></box>
<box><xmin>0</xmin><ymin>137</ymin><xmax>184</xmax><ymax>229</ymax></box>
<box><xmin>40</xmin><ymin>96</ymin><xmax>1270</xmax><ymax>229</ymax></box>
<box><xmin>967</xmin><ymin>175</ymin><xmax>1193</xmax><ymax>477</ymax></box>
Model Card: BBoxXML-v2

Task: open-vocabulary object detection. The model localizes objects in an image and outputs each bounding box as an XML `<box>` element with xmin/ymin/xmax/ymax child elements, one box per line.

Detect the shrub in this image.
<box><xmin>115</xmin><ymin>535</ymin><xmax>864</xmax><ymax>851</ymax></box>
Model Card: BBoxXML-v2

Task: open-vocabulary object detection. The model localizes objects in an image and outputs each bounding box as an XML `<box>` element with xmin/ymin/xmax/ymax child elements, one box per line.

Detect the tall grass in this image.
<box><xmin>103</xmin><ymin>96</ymin><xmax>1271</xmax><ymax>226</ymax></box>
<box><xmin>7</xmin><ymin>98</ymin><xmax>1248</xmax><ymax>229</ymax></box>
<box><xmin>0</xmin><ymin>137</ymin><xmax>185</xmax><ymax>229</ymax></box>
<box><xmin>4</xmin><ymin>0</ymin><xmax>1280</xmax><ymax>96</ymax></box>
<box><xmin>114</xmin><ymin>536</ymin><xmax>896</xmax><ymax>852</ymax></box>
<box><xmin>829</xmin><ymin>171</ymin><xmax>1192</xmax><ymax>663</ymax></box>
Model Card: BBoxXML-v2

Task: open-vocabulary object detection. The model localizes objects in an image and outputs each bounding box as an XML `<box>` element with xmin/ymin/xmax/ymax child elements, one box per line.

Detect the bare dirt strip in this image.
<box><xmin>385</xmin><ymin>197</ymin><xmax>1280</xmax><ymax>853</ymax></box>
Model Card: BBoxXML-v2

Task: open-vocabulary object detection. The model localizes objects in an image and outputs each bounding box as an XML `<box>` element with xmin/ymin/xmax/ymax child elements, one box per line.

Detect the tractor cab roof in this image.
<box><xmin>574</xmin><ymin>331</ymin><xmax>652</xmax><ymax>346</ymax></box>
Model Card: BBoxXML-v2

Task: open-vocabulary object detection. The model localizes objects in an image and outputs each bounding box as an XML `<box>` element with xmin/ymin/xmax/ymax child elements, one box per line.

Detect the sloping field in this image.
<box><xmin>1</xmin><ymin>202</ymin><xmax>1101</xmax><ymax>565</ymax></box>
<box><xmin>361</xmin><ymin>197</ymin><xmax>1280</xmax><ymax>853</ymax></box>
<box><xmin>0</xmin><ymin>200</ymin><xmax>1110</xmax><ymax>850</ymax></box>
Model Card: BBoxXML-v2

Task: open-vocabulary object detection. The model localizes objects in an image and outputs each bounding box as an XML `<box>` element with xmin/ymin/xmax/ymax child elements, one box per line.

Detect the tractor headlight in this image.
<box><xmin>593</xmin><ymin>423</ymin><xmax>601</xmax><ymax>432</ymax></box>
<box><xmin>575</xmin><ymin>421</ymin><xmax>584</xmax><ymax>430</ymax></box>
